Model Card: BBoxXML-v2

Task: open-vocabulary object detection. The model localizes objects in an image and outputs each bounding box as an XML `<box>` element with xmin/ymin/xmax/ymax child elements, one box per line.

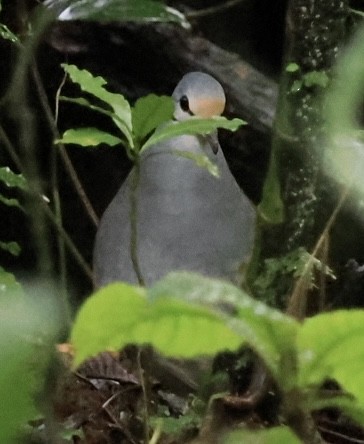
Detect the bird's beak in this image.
<box><xmin>205</xmin><ymin>133</ymin><xmax>219</xmax><ymax>154</ymax></box>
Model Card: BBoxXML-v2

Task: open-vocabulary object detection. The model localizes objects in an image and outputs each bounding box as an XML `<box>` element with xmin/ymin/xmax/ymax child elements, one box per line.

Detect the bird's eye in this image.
<box><xmin>179</xmin><ymin>95</ymin><xmax>190</xmax><ymax>112</ymax></box>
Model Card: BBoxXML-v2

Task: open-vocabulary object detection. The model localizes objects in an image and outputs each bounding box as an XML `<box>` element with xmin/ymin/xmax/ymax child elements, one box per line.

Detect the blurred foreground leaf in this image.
<box><xmin>298</xmin><ymin>310</ymin><xmax>364</xmax><ymax>412</ymax></box>
<box><xmin>0</xmin><ymin>285</ymin><xmax>60</xmax><ymax>443</ymax></box>
<box><xmin>71</xmin><ymin>280</ymin><xmax>243</xmax><ymax>366</ymax></box>
<box><xmin>71</xmin><ymin>272</ymin><xmax>298</xmax><ymax>382</ymax></box>
<box><xmin>44</xmin><ymin>0</ymin><xmax>189</xmax><ymax>28</ymax></box>
<box><xmin>223</xmin><ymin>426</ymin><xmax>301</xmax><ymax>444</ymax></box>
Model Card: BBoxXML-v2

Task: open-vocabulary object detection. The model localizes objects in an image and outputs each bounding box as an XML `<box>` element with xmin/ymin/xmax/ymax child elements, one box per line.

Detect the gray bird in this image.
<box><xmin>93</xmin><ymin>72</ymin><xmax>256</xmax><ymax>287</ymax></box>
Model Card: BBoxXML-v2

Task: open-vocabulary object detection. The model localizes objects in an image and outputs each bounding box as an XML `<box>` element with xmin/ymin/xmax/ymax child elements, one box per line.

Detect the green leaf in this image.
<box><xmin>286</xmin><ymin>62</ymin><xmax>300</xmax><ymax>73</ymax></box>
<box><xmin>258</xmin><ymin>152</ymin><xmax>284</xmax><ymax>223</ymax></box>
<box><xmin>172</xmin><ymin>150</ymin><xmax>219</xmax><ymax>177</ymax></box>
<box><xmin>141</xmin><ymin>116</ymin><xmax>245</xmax><ymax>152</ymax></box>
<box><xmin>71</xmin><ymin>283</ymin><xmax>146</xmax><ymax>365</ymax></box>
<box><xmin>223</xmin><ymin>426</ymin><xmax>301</xmax><ymax>444</ymax></box>
<box><xmin>0</xmin><ymin>193</ymin><xmax>23</xmax><ymax>210</ymax></box>
<box><xmin>0</xmin><ymin>241</ymin><xmax>21</xmax><ymax>256</ymax></box>
<box><xmin>298</xmin><ymin>310</ymin><xmax>364</xmax><ymax>409</ymax></box>
<box><xmin>132</xmin><ymin>94</ymin><xmax>174</xmax><ymax>144</ymax></box>
<box><xmin>44</xmin><ymin>0</ymin><xmax>189</xmax><ymax>28</ymax></box>
<box><xmin>60</xmin><ymin>95</ymin><xmax>124</xmax><ymax>123</ymax></box>
<box><xmin>0</xmin><ymin>267</ymin><xmax>24</xmax><ymax>299</ymax></box>
<box><xmin>0</xmin><ymin>167</ymin><xmax>27</xmax><ymax>190</ymax></box>
<box><xmin>149</xmin><ymin>272</ymin><xmax>246</xmax><ymax>308</ymax></box>
<box><xmin>61</xmin><ymin>64</ymin><xmax>133</xmax><ymax>147</ymax></box>
<box><xmin>231</xmin><ymin>306</ymin><xmax>298</xmax><ymax>388</ymax></box>
<box><xmin>290</xmin><ymin>79</ymin><xmax>303</xmax><ymax>93</ymax></box>
<box><xmin>0</xmin><ymin>24</ymin><xmax>19</xmax><ymax>43</ymax></box>
<box><xmin>150</xmin><ymin>272</ymin><xmax>299</xmax><ymax>386</ymax></box>
<box><xmin>56</xmin><ymin>128</ymin><xmax>123</xmax><ymax>147</ymax></box>
<box><xmin>303</xmin><ymin>70</ymin><xmax>329</xmax><ymax>88</ymax></box>
<box><xmin>71</xmin><ymin>280</ymin><xmax>242</xmax><ymax>366</ymax></box>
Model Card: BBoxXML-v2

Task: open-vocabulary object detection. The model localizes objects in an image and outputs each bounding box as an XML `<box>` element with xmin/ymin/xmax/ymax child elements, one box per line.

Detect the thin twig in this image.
<box><xmin>53</xmin><ymin>71</ymin><xmax>68</xmax><ymax>297</ymax></box>
<box><xmin>186</xmin><ymin>0</ymin><xmax>247</xmax><ymax>18</ymax></box>
<box><xmin>317</xmin><ymin>425</ymin><xmax>364</xmax><ymax>444</ymax></box>
<box><xmin>55</xmin><ymin>70</ymin><xmax>67</xmax><ymax>123</ymax></box>
<box><xmin>31</xmin><ymin>62</ymin><xmax>99</xmax><ymax>227</ymax></box>
<box><xmin>0</xmin><ymin>125</ymin><xmax>23</xmax><ymax>171</ymax></box>
<box><xmin>149</xmin><ymin>420</ymin><xmax>163</xmax><ymax>444</ymax></box>
<box><xmin>137</xmin><ymin>348</ymin><xmax>150</xmax><ymax>444</ymax></box>
<box><xmin>287</xmin><ymin>185</ymin><xmax>350</xmax><ymax>319</ymax></box>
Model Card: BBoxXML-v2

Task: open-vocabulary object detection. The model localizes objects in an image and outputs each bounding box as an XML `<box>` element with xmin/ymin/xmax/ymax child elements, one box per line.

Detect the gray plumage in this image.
<box><xmin>93</xmin><ymin>73</ymin><xmax>256</xmax><ymax>287</ymax></box>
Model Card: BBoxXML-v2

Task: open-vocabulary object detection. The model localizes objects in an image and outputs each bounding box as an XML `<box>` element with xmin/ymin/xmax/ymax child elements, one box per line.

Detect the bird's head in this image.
<box><xmin>172</xmin><ymin>72</ymin><xmax>226</xmax><ymax>121</ymax></box>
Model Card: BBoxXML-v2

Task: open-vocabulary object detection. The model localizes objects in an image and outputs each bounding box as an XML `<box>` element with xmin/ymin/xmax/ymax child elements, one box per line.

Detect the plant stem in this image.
<box><xmin>0</xmin><ymin>124</ymin><xmax>94</xmax><ymax>285</ymax></box>
<box><xmin>129</xmin><ymin>159</ymin><xmax>145</xmax><ymax>286</ymax></box>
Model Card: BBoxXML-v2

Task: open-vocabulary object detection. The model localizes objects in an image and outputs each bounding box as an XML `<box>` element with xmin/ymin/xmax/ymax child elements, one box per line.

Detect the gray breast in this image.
<box><xmin>93</xmin><ymin>134</ymin><xmax>256</xmax><ymax>287</ymax></box>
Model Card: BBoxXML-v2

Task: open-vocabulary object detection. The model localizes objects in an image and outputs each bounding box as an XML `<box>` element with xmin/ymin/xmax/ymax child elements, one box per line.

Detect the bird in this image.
<box><xmin>93</xmin><ymin>72</ymin><xmax>256</xmax><ymax>287</ymax></box>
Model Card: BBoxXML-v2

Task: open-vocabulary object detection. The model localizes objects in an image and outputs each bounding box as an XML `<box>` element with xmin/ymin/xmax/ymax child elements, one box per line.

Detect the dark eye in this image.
<box><xmin>179</xmin><ymin>95</ymin><xmax>190</xmax><ymax>112</ymax></box>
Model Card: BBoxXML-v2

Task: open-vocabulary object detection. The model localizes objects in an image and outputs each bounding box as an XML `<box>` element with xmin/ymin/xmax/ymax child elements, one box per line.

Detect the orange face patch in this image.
<box><xmin>190</xmin><ymin>97</ymin><xmax>225</xmax><ymax>117</ymax></box>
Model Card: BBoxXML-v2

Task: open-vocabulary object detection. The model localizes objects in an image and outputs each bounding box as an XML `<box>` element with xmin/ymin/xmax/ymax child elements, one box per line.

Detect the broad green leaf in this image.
<box><xmin>0</xmin><ymin>24</ymin><xmax>19</xmax><ymax>43</ymax></box>
<box><xmin>71</xmin><ymin>281</ymin><xmax>242</xmax><ymax>366</ymax></box>
<box><xmin>137</xmin><ymin>297</ymin><xmax>242</xmax><ymax>357</ymax></box>
<box><xmin>223</xmin><ymin>426</ymin><xmax>301</xmax><ymax>444</ymax></box>
<box><xmin>132</xmin><ymin>94</ymin><xmax>174</xmax><ymax>144</ymax></box>
<box><xmin>172</xmin><ymin>150</ymin><xmax>219</xmax><ymax>177</ymax></box>
<box><xmin>150</xmin><ymin>272</ymin><xmax>299</xmax><ymax>386</ymax></box>
<box><xmin>140</xmin><ymin>117</ymin><xmax>246</xmax><ymax>152</ymax></box>
<box><xmin>0</xmin><ymin>241</ymin><xmax>21</xmax><ymax>256</ymax></box>
<box><xmin>230</xmin><ymin>307</ymin><xmax>298</xmax><ymax>388</ymax></box>
<box><xmin>71</xmin><ymin>283</ymin><xmax>146</xmax><ymax>365</ymax></box>
<box><xmin>61</xmin><ymin>64</ymin><xmax>133</xmax><ymax>147</ymax></box>
<box><xmin>0</xmin><ymin>167</ymin><xmax>27</xmax><ymax>190</ymax></box>
<box><xmin>44</xmin><ymin>0</ymin><xmax>189</xmax><ymax>28</ymax></box>
<box><xmin>298</xmin><ymin>310</ymin><xmax>364</xmax><ymax>409</ymax></box>
<box><xmin>56</xmin><ymin>128</ymin><xmax>122</xmax><ymax>147</ymax></box>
